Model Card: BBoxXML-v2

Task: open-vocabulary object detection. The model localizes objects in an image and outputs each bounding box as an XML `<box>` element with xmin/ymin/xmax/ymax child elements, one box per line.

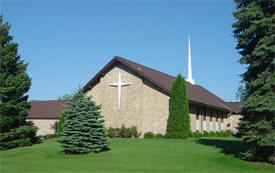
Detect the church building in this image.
<box><xmin>82</xmin><ymin>55</ymin><xmax>235</xmax><ymax>136</ymax></box>
<box><xmin>27</xmin><ymin>39</ymin><xmax>242</xmax><ymax>136</ymax></box>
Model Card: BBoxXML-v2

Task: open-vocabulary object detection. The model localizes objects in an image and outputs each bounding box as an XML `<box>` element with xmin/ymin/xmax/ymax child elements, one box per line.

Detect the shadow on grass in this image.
<box><xmin>197</xmin><ymin>138</ymin><xmax>247</xmax><ymax>157</ymax></box>
<box><xmin>57</xmin><ymin>146</ymin><xmax>111</xmax><ymax>155</ymax></box>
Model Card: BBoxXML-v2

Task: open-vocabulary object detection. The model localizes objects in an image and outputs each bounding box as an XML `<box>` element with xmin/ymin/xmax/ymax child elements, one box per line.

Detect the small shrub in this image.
<box><xmin>107</xmin><ymin>127</ymin><xmax>115</xmax><ymax>138</ymax></box>
<box><xmin>197</xmin><ymin>132</ymin><xmax>202</xmax><ymax>138</ymax></box>
<box><xmin>144</xmin><ymin>132</ymin><xmax>155</xmax><ymax>138</ymax></box>
<box><xmin>190</xmin><ymin>131</ymin><xmax>232</xmax><ymax>138</ymax></box>
<box><xmin>119</xmin><ymin>125</ymin><xmax>132</xmax><ymax>138</ymax></box>
<box><xmin>191</xmin><ymin>132</ymin><xmax>195</xmax><ymax>138</ymax></box>
<box><xmin>107</xmin><ymin>126</ymin><xmax>140</xmax><ymax>138</ymax></box>
<box><xmin>130</xmin><ymin>126</ymin><xmax>141</xmax><ymax>138</ymax></box>
<box><xmin>203</xmin><ymin>131</ymin><xmax>210</xmax><ymax>137</ymax></box>
<box><xmin>221</xmin><ymin>131</ymin><xmax>227</xmax><ymax>137</ymax></box>
<box><xmin>113</xmin><ymin>128</ymin><xmax>120</xmax><ymax>138</ymax></box>
<box><xmin>156</xmin><ymin>133</ymin><xmax>164</xmax><ymax>139</ymax></box>
<box><xmin>268</xmin><ymin>155</ymin><xmax>275</xmax><ymax>165</ymax></box>
<box><xmin>225</xmin><ymin>130</ymin><xmax>233</xmax><ymax>137</ymax></box>
<box><xmin>210</xmin><ymin>132</ymin><xmax>216</xmax><ymax>137</ymax></box>
<box><xmin>191</xmin><ymin>132</ymin><xmax>202</xmax><ymax>138</ymax></box>
<box><xmin>216</xmin><ymin>132</ymin><xmax>227</xmax><ymax>137</ymax></box>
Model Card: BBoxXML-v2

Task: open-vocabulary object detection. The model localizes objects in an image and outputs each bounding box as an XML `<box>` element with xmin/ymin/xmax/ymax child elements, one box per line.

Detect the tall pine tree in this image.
<box><xmin>232</xmin><ymin>0</ymin><xmax>275</xmax><ymax>164</ymax></box>
<box><xmin>58</xmin><ymin>89</ymin><xmax>109</xmax><ymax>154</ymax></box>
<box><xmin>166</xmin><ymin>74</ymin><xmax>191</xmax><ymax>139</ymax></box>
<box><xmin>0</xmin><ymin>15</ymin><xmax>38</xmax><ymax>150</ymax></box>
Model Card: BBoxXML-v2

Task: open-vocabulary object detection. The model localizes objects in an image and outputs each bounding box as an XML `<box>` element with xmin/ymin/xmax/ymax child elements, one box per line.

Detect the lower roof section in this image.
<box><xmin>27</xmin><ymin>100</ymin><xmax>68</xmax><ymax>119</ymax></box>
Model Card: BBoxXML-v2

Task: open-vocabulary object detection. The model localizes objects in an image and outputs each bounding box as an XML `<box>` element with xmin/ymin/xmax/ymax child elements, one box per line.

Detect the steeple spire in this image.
<box><xmin>186</xmin><ymin>36</ymin><xmax>195</xmax><ymax>85</ymax></box>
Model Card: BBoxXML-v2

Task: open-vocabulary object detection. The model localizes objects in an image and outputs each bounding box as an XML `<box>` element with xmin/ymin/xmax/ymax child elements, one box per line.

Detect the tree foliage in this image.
<box><xmin>0</xmin><ymin>15</ymin><xmax>38</xmax><ymax>149</ymax></box>
<box><xmin>57</xmin><ymin>112</ymin><xmax>66</xmax><ymax>137</ymax></box>
<box><xmin>232</xmin><ymin>0</ymin><xmax>275</xmax><ymax>164</ymax></box>
<box><xmin>235</xmin><ymin>84</ymin><xmax>247</xmax><ymax>102</ymax></box>
<box><xmin>166</xmin><ymin>74</ymin><xmax>191</xmax><ymax>139</ymax></box>
<box><xmin>58</xmin><ymin>89</ymin><xmax>109</xmax><ymax>154</ymax></box>
<box><xmin>57</xmin><ymin>93</ymin><xmax>73</xmax><ymax>100</ymax></box>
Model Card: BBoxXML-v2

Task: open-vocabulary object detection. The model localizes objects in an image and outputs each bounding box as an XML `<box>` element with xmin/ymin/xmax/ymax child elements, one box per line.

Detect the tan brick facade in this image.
<box><xmin>27</xmin><ymin>119</ymin><xmax>58</xmax><ymax>136</ymax></box>
<box><xmin>227</xmin><ymin>114</ymin><xmax>242</xmax><ymax>133</ymax></box>
<box><xmin>86</xmin><ymin>64</ymin><xmax>171</xmax><ymax>136</ymax></box>
<box><xmin>86</xmin><ymin>64</ymin><xmax>236</xmax><ymax>136</ymax></box>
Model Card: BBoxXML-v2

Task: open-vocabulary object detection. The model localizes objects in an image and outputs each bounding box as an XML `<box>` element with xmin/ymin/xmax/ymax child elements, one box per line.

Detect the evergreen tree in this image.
<box><xmin>57</xmin><ymin>93</ymin><xmax>73</xmax><ymax>100</ymax></box>
<box><xmin>232</xmin><ymin>0</ymin><xmax>275</xmax><ymax>164</ymax></box>
<box><xmin>0</xmin><ymin>15</ymin><xmax>38</xmax><ymax>150</ymax></box>
<box><xmin>58</xmin><ymin>89</ymin><xmax>109</xmax><ymax>154</ymax></box>
<box><xmin>166</xmin><ymin>74</ymin><xmax>191</xmax><ymax>139</ymax></box>
<box><xmin>57</xmin><ymin>112</ymin><xmax>66</xmax><ymax>137</ymax></box>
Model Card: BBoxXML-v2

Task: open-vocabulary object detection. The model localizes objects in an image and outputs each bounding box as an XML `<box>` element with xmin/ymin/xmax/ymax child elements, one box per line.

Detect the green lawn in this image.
<box><xmin>1</xmin><ymin>138</ymin><xmax>274</xmax><ymax>173</ymax></box>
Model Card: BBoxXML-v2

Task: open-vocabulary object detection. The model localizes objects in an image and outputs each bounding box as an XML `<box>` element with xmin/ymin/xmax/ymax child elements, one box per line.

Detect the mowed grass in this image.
<box><xmin>1</xmin><ymin>138</ymin><xmax>274</xmax><ymax>173</ymax></box>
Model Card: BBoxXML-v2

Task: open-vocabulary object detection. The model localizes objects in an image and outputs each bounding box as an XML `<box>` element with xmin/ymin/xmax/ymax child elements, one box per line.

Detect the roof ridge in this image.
<box><xmin>116</xmin><ymin>56</ymin><xmax>177</xmax><ymax>79</ymax></box>
<box><xmin>116</xmin><ymin>56</ymin><xmax>196</xmax><ymax>87</ymax></box>
<box><xmin>83</xmin><ymin>56</ymin><xmax>229</xmax><ymax>112</ymax></box>
<box><xmin>114</xmin><ymin>56</ymin><xmax>172</xmax><ymax>94</ymax></box>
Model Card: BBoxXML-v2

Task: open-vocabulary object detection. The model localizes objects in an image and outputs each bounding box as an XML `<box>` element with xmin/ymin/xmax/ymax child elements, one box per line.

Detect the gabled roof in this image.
<box><xmin>27</xmin><ymin>100</ymin><xmax>68</xmax><ymax>119</ymax></box>
<box><xmin>83</xmin><ymin>56</ymin><xmax>229</xmax><ymax>112</ymax></box>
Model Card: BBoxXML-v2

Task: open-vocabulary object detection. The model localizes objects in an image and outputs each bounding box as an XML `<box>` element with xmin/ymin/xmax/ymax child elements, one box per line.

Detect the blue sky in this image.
<box><xmin>1</xmin><ymin>1</ymin><xmax>244</xmax><ymax>101</ymax></box>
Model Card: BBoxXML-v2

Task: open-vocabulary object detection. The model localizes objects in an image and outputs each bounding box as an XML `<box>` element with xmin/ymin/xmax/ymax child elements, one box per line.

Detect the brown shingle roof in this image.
<box><xmin>83</xmin><ymin>56</ymin><xmax>230</xmax><ymax>112</ymax></box>
<box><xmin>27</xmin><ymin>100</ymin><xmax>68</xmax><ymax>119</ymax></box>
<box><xmin>221</xmin><ymin>102</ymin><xmax>242</xmax><ymax>113</ymax></box>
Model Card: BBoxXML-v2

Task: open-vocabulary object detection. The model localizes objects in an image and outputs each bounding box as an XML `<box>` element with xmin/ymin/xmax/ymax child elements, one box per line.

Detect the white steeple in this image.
<box><xmin>186</xmin><ymin>36</ymin><xmax>195</xmax><ymax>85</ymax></box>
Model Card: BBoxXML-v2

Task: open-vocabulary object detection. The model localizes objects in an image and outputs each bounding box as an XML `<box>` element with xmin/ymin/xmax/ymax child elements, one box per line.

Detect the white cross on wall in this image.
<box><xmin>109</xmin><ymin>72</ymin><xmax>131</xmax><ymax>110</ymax></box>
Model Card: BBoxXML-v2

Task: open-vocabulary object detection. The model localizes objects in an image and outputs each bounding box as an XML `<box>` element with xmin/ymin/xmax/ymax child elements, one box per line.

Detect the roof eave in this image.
<box><xmin>83</xmin><ymin>57</ymin><xmax>119</xmax><ymax>92</ymax></box>
<box><xmin>189</xmin><ymin>100</ymin><xmax>230</xmax><ymax>113</ymax></box>
<box><xmin>83</xmin><ymin>56</ymin><xmax>171</xmax><ymax>95</ymax></box>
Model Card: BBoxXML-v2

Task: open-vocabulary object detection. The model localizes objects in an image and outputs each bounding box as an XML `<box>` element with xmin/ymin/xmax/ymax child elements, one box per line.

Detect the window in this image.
<box><xmin>196</xmin><ymin>108</ymin><xmax>200</xmax><ymax>131</ymax></box>
<box><xmin>203</xmin><ymin>110</ymin><xmax>206</xmax><ymax>131</ymax></box>
<box><xmin>210</xmin><ymin>111</ymin><xmax>213</xmax><ymax>131</ymax></box>
<box><xmin>221</xmin><ymin>117</ymin><xmax>224</xmax><ymax>131</ymax></box>
<box><xmin>216</xmin><ymin>114</ymin><xmax>219</xmax><ymax>132</ymax></box>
